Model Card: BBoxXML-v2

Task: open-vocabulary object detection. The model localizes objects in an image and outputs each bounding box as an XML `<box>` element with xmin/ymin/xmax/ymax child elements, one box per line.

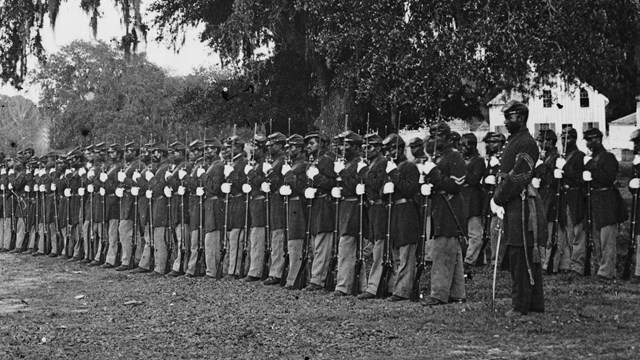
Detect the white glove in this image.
<box><xmin>130</xmin><ymin>187</ymin><xmax>139</xmax><ymax>196</ymax></box>
<box><xmin>178</xmin><ymin>169</ymin><xmax>187</xmax><ymax>180</ymax></box>
<box><xmin>244</xmin><ymin>164</ymin><xmax>253</xmax><ymax>175</ymax></box>
<box><xmin>163</xmin><ymin>186</ymin><xmax>173</xmax><ymax>197</ymax></box>
<box><xmin>39</xmin><ymin>184</ymin><xmax>46</xmax><ymax>192</ymax></box>
<box><xmin>484</xmin><ymin>175</ymin><xmax>496</xmax><ymax>185</ymax></box>
<box><xmin>196</xmin><ymin>187</ymin><xmax>205</xmax><ymax>197</ymax></box>
<box><xmin>490</xmin><ymin>198</ymin><xmax>505</xmax><ymax>219</ymax></box>
<box><xmin>385</xmin><ymin>161</ymin><xmax>397</xmax><ymax>174</ymax></box>
<box><xmin>87</xmin><ymin>184</ymin><xmax>94</xmax><ymax>193</ymax></box>
<box><xmin>196</xmin><ymin>167</ymin><xmax>206</xmax><ymax>178</ymax></box>
<box><xmin>49</xmin><ymin>168</ymin><xmax>55</xmax><ymax>175</ymax></box>
<box><xmin>555</xmin><ymin>158</ymin><xmax>567</xmax><ymax>170</ymax></box>
<box><xmin>24</xmin><ymin>185</ymin><xmax>31</xmax><ymax>192</ymax></box>
<box><xmin>145</xmin><ymin>189</ymin><xmax>153</xmax><ymax>199</ymax></box>
<box><xmin>357</xmin><ymin>160</ymin><xmax>367</xmax><ymax>173</ymax></box>
<box><xmin>583</xmin><ymin>156</ymin><xmax>592</xmax><ymax>165</ymax></box>
<box><xmin>164</xmin><ymin>171</ymin><xmax>172</xmax><ymax>181</ymax></box>
<box><xmin>78</xmin><ymin>187</ymin><xmax>85</xmax><ymax>196</ymax></box>
<box><xmin>421</xmin><ymin>183</ymin><xmax>433</xmax><ymax>196</ymax></box>
<box><xmin>8</xmin><ymin>183</ymin><xmax>12</xmax><ymax>190</ymax></box>
<box><xmin>145</xmin><ymin>171</ymin><xmax>154</xmax><ymax>181</ymax></box>
<box><xmin>0</xmin><ymin>168</ymin><xmax>5</xmax><ymax>175</ymax></box>
<box><xmin>331</xmin><ymin>187</ymin><xmax>342</xmax><ymax>198</ymax></box>
<box><xmin>64</xmin><ymin>188</ymin><xmax>71</xmax><ymax>197</ymax></box>
<box><xmin>634</xmin><ymin>154</ymin><xmax>640</xmax><ymax>166</ymax></box>
<box><xmin>489</xmin><ymin>156</ymin><xmax>500</xmax><ymax>167</ymax></box>
<box><xmin>355</xmin><ymin>183</ymin><xmax>365</xmax><ymax>195</ymax></box>
<box><xmin>630</xmin><ymin>178</ymin><xmax>640</xmax><ymax>189</ymax></box>
<box><xmin>262</xmin><ymin>162</ymin><xmax>273</xmax><ymax>174</ymax></box>
<box><xmin>279</xmin><ymin>185</ymin><xmax>292</xmax><ymax>196</ymax></box>
<box><xmin>582</xmin><ymin>171</ymin><xmax>592</xmax><ymax>181</ymax></box>
<box><xmin>281</xmin><ymin>163</ymin><xmax>292</xmax><ymax>176</ymax></box>
<box><xmin>64</xmin><ymin>168</ymin><xmax>71</xmax><ymax>176</ymax></box>
<box><xmin>261</xmin><ymin>182</ymin><xmax>271</xmax><ymax>193</ymax></box>
<box><xmin>221</xmin><ymin>183</ymin><xmax>232</xmax><ymax>194</ymax></box>
<box><xmin>242</xmin><ymin>183</ymin><xmax>252</xmax><ymax>193</ymax></box>
<box><xmin>26</xmin><ymin>168</ymin><xmax>32</xmax><ymax>175</ymax></box>
<box><xmin>304</xmin><ymin>188</ymin><xmax>317</xmax><ymax>199</ymax></box>
<box><xmin>87</xmin><ymin>169</ymin><xmax>95</xmax><ymax>179</ymax></box>
<box><xmin>423</xmin><ymin>161</ymin><xmax>436</xmax><ymax>175</ymax></box>
<box><xmin>132</xmin><ymin>171</ymin><xmax>141</xmax><ymax>182</ymax></box>
<box><xmin>99</xmin><ymin>173</ymin><xmax>108</xmax><ymax>182</ymax></box>
<box><xmin>382</xmin><ymin>182</ymin><xmax>394</xmax><ymax>194</ymax></box>
<box><xmin>78</xmin><ymin>167</ymin><xmax>87</xmax><ymax>177</ymax></box>
<box><xmin>99</xmin><ymin>187</ymin><xmax>106</xmax><ymax>196</ymax></box>
<box><xmin>535</xmin><ymin>159</ymin><xmax>543</xmax><ymax>168</ymax></box>
<box><xmin>333</xmin><ymin>160</ymin><xmax>345</xmax><ymax>174</ymax></box>
<box><xmin>531</xmin><ymin>178</ymin><xmax>541</xmax><ymax>188</ymax></box>
<box><xmin>118</xmin><ymin>171</ymin><xmax>126</xmax><ymax>182</ymax></box>
<box><xmin>553</xmin><ymin>169</ymin><xmax>563</xmax><ymax>179</ymax></box>
<box><xmin>8</xmin><ymin>169</ymin><xmax>14</xmax><ymax>176</ymax></box>
<box><xmin>115</xmin><ymin>188</ymin><xmax>124</xmax><ymax>197</ymax></box>
<box><xmin>224</xmin><ymin>164</ymin><xmax>234</xmax><ymax>178</ymax></box>
<box><xmin>177</xmin><ymin>186</ymin><xmax>186</xmax><ymax>196</ymax></box>
<box><xmin>51</xmin><ymin>183</ymin><xmax>57</xmax><ymax>191</ymax></box>
<box><xmin>306</xmin><ymin>166</ymin><xmax>319</xmax><ymax>180</ymax></box>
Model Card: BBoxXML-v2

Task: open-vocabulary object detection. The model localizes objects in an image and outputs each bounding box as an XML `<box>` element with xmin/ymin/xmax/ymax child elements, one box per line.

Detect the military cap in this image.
<box><xmin>630</xmin><ymin>129</ymin><xmax>640</xmax><ymax>142</ymax></box>
<box><xmin>561</xmin><ymin>127</ymin><xmax>578</xmax><ymax>139</ymax></box>
<box><xmin>449</xmin><ymin>131</ymin><xmax>461</xmax><ymax>143</ymax></box>
<box><xmin>408</xmin><ymin>137</ymin><xmax>424</xmax><ymax>148</ymax></box>
<box><xmin>340</xmin><ymin>131</ymin><xmax>363</xmax><ymax>146</ymax></box>
<box><xmin>429</xmin><ymin>122</ymin><xmax>451</xmax><ymax>136</ymax></box>
<box><xmin>124</xmin><ymin>141</ymin><xmax>140</xmax><ymax>151</ymax></box>
<box><xmin>482</xmin><ymin>131</ymin><xmax>506</xmax><ymax>143</ymax></box>
<box><xmin>224</xmin><ymin>135</ymin><xmax>245</xmax><ymax>147</ymax></box>
<box><xmin>93</xmin><ymin>142</ymin><xmax>107</xmax><ymax>151</ymax></box>
<box><xmin>153</xmin><ymin>143</ymin><xmax>169</xmax><ymax>153</ymax></box>
<box><xmin>84</xmin><ymin>144</ymin><xmax>94</xmax><ymax>152</ymax></box>
<box><xmin>16</xmin><ymin>150</ymin><xmax>24</xmax><ymax>156</ymax></box>
<box><xmin>286</xmin><ymin>134</ymin><xmax>305</xmax><ymax>146</ymax></box>
<box><xmin>66</xmin><ymin>149</ymin><xmax>83</xmax><ymax>158</ymax></box>
<box><xmin>502</xmin><ymin>100</ymin><xmax>528</xmax><ymax>115</ymax></box>
<box><xmin>382</xmin><ymin>133</ymin><xmax>405</xmax><ymax>148</ymax></box>
<box><xmin>535</xmin><ymin>129</ymin><xmax>557</xmax><ymax>142</ymax></box>
<box><xmin>204</xmin><ymin>138</ymin><xmax>223</xmax><ymax>149</ymax></box>
<box><xmin>55</xmin><ymin>154</ymin><xmax>67</xmax><ymax>163</ymax></box>
<box><xmin>253</xmin><ymin>134</ymin><xmax>267</xmax><ymax>145</ymax></box>
<box><xmin>331</xmin><ymin>135</ymin><xmax>341</xmax><ymax>145</ymax></box>
<box><xmin>188</xmin><ymin>139</ymin><xmax>204</xmax><ymax>150</ymax></box>
<box><xmin>108</xmin><ymin>143</ymin><xmax>124</xmax><ymax>152</ymax></box>
<box><xmin>304</xmin><ymin>131</ymin><xmax>320</xmax><ymax>142</ymax></box>
<box><xmin>169</xmin><ymin>141</ymin><xmax>186</xmax><ymax>151</ymax></box>
<box><xmin>46</xmin><ymin>151</ymin><xmax>59</xmax><ymax>159</ymax></box>
<box><xmin>583</xmin><ymin>127</ymin><xmax>603</xmax><ymax>139</ymax></box>
<box><xmin>23</xmin><ymin>147</ymin><xmax>34</xmax><ymax>154</ymax></box>
<box><xmin>266</xmin><ymin>132</ymin><xmax>287</xmax><ymax>146</ymax></box>
<box><xmin>364</xmin><ymin>133</ymin><xmax>383</xmax><ymax>145</ymax></box>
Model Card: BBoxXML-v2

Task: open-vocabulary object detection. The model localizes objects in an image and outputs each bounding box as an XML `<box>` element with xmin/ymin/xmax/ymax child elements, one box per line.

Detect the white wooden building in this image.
<box><xmin>609</xmin><ymin>95</ymin><xmax>640</xmax><ymax>152</ymax></box>
<box><xmin>487</xmin><ymin>82</ymin><xmax>608</xmax><ymax>152</ymax></box>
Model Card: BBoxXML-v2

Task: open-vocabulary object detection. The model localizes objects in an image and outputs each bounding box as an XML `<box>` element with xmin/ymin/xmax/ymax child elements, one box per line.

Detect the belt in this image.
<box><xmin>592</xmin><ymin>187</ymin><xmax>612</xmax><ymax>192</ymax></box>
<box><xmin>289</xmin><ymin>196</ymin><xmax>301</xmax><ymax>201</ymax></box>
<box><xmin>369</xmin><ymin>199</ymin><xmax>384</xmax><ymax>205</ymax></box>
<box><xmin>231</xmin><ymin>193</ymin><xmax>244</xmax><ymax>198</ymax></box>
<box><xmin>317</xmin><ymin>193</ymin><xmax>328</xmax><ymax>198</ymax></box>
<box><xmin>208</xmin><ymin>196</ymin><xmax>219</xmax><ymax>200</ymax></box>
<box><xmin>252</xmin><ymin>195</ymin><xmax>265</xmax><ymax>200</ymax></box>
<box><xmin>435</xmin><ymin>191</ymin><xmax>447</xmax><ymax>195</ymax></box>
<box><xmin>343</xmin><ymin>197</ymin><xmax>358</xmax><ymax>201</ymax></box>
<box><xmin>393</xmin><ymin>198</ymin><xmax>411</xmax><ymax>205</ymax></box>
<box><xmin>566</xmin><ymin>187</ymin><xmax>581</xmax><ymax>191</ymax></box>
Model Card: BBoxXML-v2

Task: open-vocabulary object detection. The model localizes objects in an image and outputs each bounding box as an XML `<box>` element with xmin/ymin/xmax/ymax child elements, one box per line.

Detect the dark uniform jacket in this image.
<box><xmin>247</xmin><ymin>158</ymin><xmax>267</xmax><ymax>228</ymax></box>
<box><xmin>267</xmin><ymin>153</ymin><xmax>286</xmax><ymax>230</ymax></box>
<box><xmin>102</xmin><ymin>161</ymin><xmax>123</xmax><ymax>221</ymax></box>
<box><xmin>136</xmin><ymin>162</ymin><xmax>157</xmax><ymax>228</ymax></box>
<box><xmin>584</xmin><ymin>147</ymin><xmax>627</xmax><ymax>229</ymax></box>
<box><xmin>284</xmin><ymin>155</ymin><xmax>307</xmax><ymax>240</ymax></box>
<box><xmin>204</xmin><ymin>159</ymin><xmax>225</xmax><ymax>232</ymax></box>
<box><xmin>463</xmin><ymin>152</ymin><xmax>485</xmax><ymax>219</ymax></box>
<box><xmin>119</xmin><ymin>159</ymin><xmax>145</xmax><ymax>221</ymax></box>
<box><xmin>494</xmin><ymin>129</ymin><xmax>547</xmax><ymax>247</ymax></box>
<box><xmin>226</xmin><ymin>154</ymin><xmax>248</xmax><ymax>230</ymax></box>
<box><xmin>306</xmin><ymin>151</ymin><xmax>337</xmax><ymax>235</ymax></box>
<box><xmin>59</xmin><ymin>168</ymin><xmax>81</xmax><ymax>226</ymax></box>
<box><xmin>338</xmin><ymin>153</ymin><xmax>363</xmax><ymax>238</ymax></box>
<box><xmin>559</xmin><ymin>146</ymin><xmax>585</xmax><ymax>226</ymax></box>
<box><xmin>534</xmin><ymin>147</ymin><xmax>560</xmax><ymax>222</ymax></box>
<box><xmin>430</xmin><ymin>146</ymin><xmax>466</xmax><ymax>238</ymax></box>
<box><xmin>364</xmin><ymin>154</ymin><xmax>387</xmax><ymax>241</ymax></box>
<box><xmin>387</xmin><ymin>154</ymin><xmax>420</xmax><ymax>247</ymax></box>
<box><xmin>149</xmin><ymin>160</ymin><xmax>172</xmax><ymax>227</ymax></box>
<box><xmin>185</xmin><ymin>157</ymin><xmax>206</xmax><ymax>229</ymax></box>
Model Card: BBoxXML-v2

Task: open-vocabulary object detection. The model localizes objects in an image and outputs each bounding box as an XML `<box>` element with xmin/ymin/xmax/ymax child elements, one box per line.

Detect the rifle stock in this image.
<box><xmin>294</xmin><ymin>196</ymin><xmax>313</xmax><ymax>290</ymax></box>
<box><xmin>352</xmin><ymin>193</ymin><xmax>364</xmax><ymax>296</ymax></box>
<box><xmin>623</xmin><ymin>187</ymin><xmax>638</xmax><ymax>280</ymax></box>
<box><xmin>262</xmin><ymin>191</ymin><xmax>271</xmax><ymax>281</ymax></box>
<box><xmin>325</xmin><ymin>196</ymin><xmax>339</xmax><ymax>292</ymax></box>
<box><xmin>377</xmin><ymin>193</ymin><xmax>393</xmax><ymax>299</ymax></box>
<box><xmin>475</xmin><ymin>185</ymin><xmax>494</xmax><ymax>266</ymax></box>
<box><xmin>584</xmin><ymin>181</ymin><xmax>593</xmax><ymax>276</ymax></box>
<box><xmin>411</xmin><ymin>194</ymin><xmax>431</xmax><ymax>302</ymax></box>
<box><xmin>546</xmin><ymin>179</ymin><xmax>562</xmax><ymax>275</ymax></box>
<box><xmin>280</xmin><ymin>195</ymin><xmax>290</xmax><ymax>286</ymax></box>
<box><xmin>217</xmin><ymin>192</ymin><xmax>230</xmax><ymax>280</ymax></box>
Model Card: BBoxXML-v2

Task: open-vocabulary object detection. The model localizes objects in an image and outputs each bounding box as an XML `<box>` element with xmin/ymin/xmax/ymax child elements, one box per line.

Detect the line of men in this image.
<box><xmin>1</xmin><ymin>101</ymin><xmax>638</xmax><ymax>312</ymax></box>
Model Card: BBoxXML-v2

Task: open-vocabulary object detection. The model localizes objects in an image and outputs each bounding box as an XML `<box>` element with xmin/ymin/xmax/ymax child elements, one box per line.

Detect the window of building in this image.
<box><xmin>495</xmin><ymin>125</ymin><xmax>507</xmax><ymax>135</ymax></box>
<box><xmin>534</xmin><ymin>123</ymin><xmax>556</xmax><ymax>138</ymax></box>
<box><xmin>583</xmin><ymin>122</ymin><xmax>598</xmax><ymax>131</ymax></box>
<box><xmin>580</xmin><ymin>88</ymin><xmax>589</xmax><ymax>107</ymax></box>
<box><xmin>542</xmin><ymin>90</ymin><xmax>552</xmax><ymax>108</ymax></box>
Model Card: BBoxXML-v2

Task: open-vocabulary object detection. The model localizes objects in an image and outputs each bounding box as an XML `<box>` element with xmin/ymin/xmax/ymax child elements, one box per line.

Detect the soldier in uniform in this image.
<box><xmin>8</xmin><ymin>157</ymin><xmax>27</xmax><ymax>253</ymax></box>
<box><xmin>583</xmin><ymin>127</ymin><xmax>627</xmax><ymax>281</ymax></box>
<box><xmin>100</xmin><ymin>143</ymin><xmax>124</xmax><ymax>268</ymax></box>
<box><xmin>421</xmin><ymin>123</ymin><xmax>467</xmax><ymax>306</ymax></box>
<box><xmin>24</xmin><ymin>158</ymin><xmax>39</xmax><ymax>254</ymax></box>
<box><xmin>242</xmin><ymin>135</ymin><xmax>269</xmax><ymax>282</ymax></box>
<box><xmin>147</xmin><ymin>143</ymin><xmax>172</xmax><ymax>275</ymax></box>
<box><xmin>167</xmin><ymin>141</ymin><xmax>192</xmax><ymax>277</ymax></box>
<box><xmin>62</xmin><ymin>150</ymin><xmax>83</xmax><ymax>260</ymax></box>
<box><xmin>554</xmin><ymin>127</ymin><xmax>586</xmax><ymax>278</ymax></box>
<box><xmin>302</xmin><ymin>131</ymin><xmax>337</xmax><ymax>291</ymax></box>
<box><xmin>628</xmin><ymin>129</ymin><xmax>640</xmax><ymax>283</ymax></box>
<box><xmin>183</xmin><ymin>139</ymin><xmax>206</xmax><ymax>277</ymax></box>
<box><xmin>202</xmin><ymin>138</ymin><xmax>225</xmax><ymax>278</ymax></box>
<box><xmin>491</xmin><ymin>100</ymin><xmax>545</xmax><ymax>316</ymax></box>
<box><xmin>88</xmin><ymin>143</ymin><xmax>108</xmax><ymax>265</ymax></box>
<box><xmin>409</xmin><ymin>138</ymin><xmax>427</xmax><ymax>162</ymax></box>
<box><xmin>482</xmin><ymin>132</ymin><xmax>507</xmax><ymax>267</ymax></box>
<box><xmin>460</xmin><ymin>133</ymin><xmax>486</xmax><ymax>268</ymax></box>
<box><xmin>131</xmin><ymin>141</ymin><xmax>156</xmax><ymax>273</ymax></box>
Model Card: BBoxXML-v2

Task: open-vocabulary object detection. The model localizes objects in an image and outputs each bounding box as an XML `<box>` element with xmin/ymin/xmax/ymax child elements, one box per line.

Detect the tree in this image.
<box><xmin>0</xmin><ymin>94</ymin><xmax>45</xmax><ymax>154</ymax></box>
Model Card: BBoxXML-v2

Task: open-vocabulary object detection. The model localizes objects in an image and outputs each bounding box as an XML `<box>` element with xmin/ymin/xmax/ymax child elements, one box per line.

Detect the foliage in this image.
<box><xmin>0</xmin><ymin>94</ymin><xmax>44</xmax><ymax>155</ymax></box>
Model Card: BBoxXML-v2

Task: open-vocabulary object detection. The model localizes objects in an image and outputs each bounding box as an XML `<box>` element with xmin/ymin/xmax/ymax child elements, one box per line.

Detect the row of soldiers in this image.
<box><xmin>1</xmin><ymin>107</ymin><xmax>638</xmax><ymax>311</ymax></box>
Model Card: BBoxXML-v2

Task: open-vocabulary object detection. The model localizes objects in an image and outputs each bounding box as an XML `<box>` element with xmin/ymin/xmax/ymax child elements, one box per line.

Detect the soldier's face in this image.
<box><xmin>151</xmin><ymin>150</ymin><xmax>162</xmax><ymax>162</ymax></box>
<box><xmin>410</xmin><ymin>145</ymin><xmax>424</xmax><ymax>157</ymax></box>
<box><xmin>585</xmin><ymin>137</ymin><xmax>601</xmax><ymax>152</ymax></box>
<box><xmin>306</xmin><ymin>138</ymin><xmax>319</xmax><ymax>156</ymax></box>
<box><xmin>365</xmin><ymin>144</ymin><xmax>380</xmax><ymax>159</ymax></box>
<box><xmin>503</xmin><ymin>113</ymin><xmax>521</xmax><ymax>133</ymax></box>
<box><xmin>485</xmin><ymin>141</ymin><xmax>501</xmax><ymax>155</ymax></box>
<box><xmin>204</xmin><ymin>146</ymin><xmax>217</xmax><ymax>160</ymax></box>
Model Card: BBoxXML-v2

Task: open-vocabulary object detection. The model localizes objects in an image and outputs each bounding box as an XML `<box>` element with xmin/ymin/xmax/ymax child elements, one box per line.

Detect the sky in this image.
<box><xmin>1</xmin><ymin>0</ymin><xmax>220</xmax><ymax>101</ymax></box>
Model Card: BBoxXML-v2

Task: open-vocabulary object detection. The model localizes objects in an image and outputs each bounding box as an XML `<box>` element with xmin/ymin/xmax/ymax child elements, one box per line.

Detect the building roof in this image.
<box><xmin>487</xmin><ymin>83</ymin><xmax>609</xmax><ymax>107</ymax></box>
<box><xmin>610</xmin><ymin>112</ymin><xmax>636</xmax><ymax>126</ymax></box>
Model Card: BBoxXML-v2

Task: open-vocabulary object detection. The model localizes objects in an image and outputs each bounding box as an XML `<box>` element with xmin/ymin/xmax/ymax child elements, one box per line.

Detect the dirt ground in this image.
<box><xmin>1</xmin><ymin>250</ymin><xmax>638</xmax><ymax>360</ymax></box>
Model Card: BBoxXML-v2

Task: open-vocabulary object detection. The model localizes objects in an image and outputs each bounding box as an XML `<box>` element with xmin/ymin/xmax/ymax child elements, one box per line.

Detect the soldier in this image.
<box><xmin>421</xmin><ymin>123</ymin><xmax>467</xmax><ymax>306</ymax></box>
<box><xmin>183</xmin><ymin>139</ymin><xmax>206</xmax><ymax>277</ymax></box>
<box><xmin>302</xmin><ymin>131</ymin><xmax>337</xmax><ymax>291</ymax></box>
<box><xmin>78</xmin><ymin>144</ymin><xmax>98</xmax><ymax>263</ymax></box>
<box><xmin>242</xmin><ymin>135</ymin><xmax>269</xmax><ymax>282</ymax></box>
<box><xmin>167</xmin><ymin>141</ymin><xmax>192</xmax><ymax>277</ymax></box>
<box><xmin>202</xmin><ymin>138</ymin><xmax>225</xmax><ymax>278</ymax></box>
<box><xmin>147</xmin><ymin>143</ymin><xmax>172</xmax><ymax>275</ymax></box>
<box><xmin>491</xmin><ymin>100</ymin><xmax>546</xmax><ymax>317</ymax></box>
<box><xmin>23</xmin><ymin>158</ymin><xmax>39</xmax><ymax>254</ymax></box>
<box><xmin>629</xmin><ymin>129</ymin><xmax>640</xmax><ymax>283</ymax></box>
<box><xmin>482</xmin><ymin>132</ymin><xmax>507</xmax><ymax>267</ymax></box>
<box><xmin>45</xmin><ymin>153</ymin><xmax>63</xmax><ymax>257</ymax></box>
<box><xmin>88</xmin><ymin>143</ymin><xmax>108</xmax><ymax>266</ymax></box>
<box><xmin>332</xmin><ymin>131</ymin><xmax>366</xmax><ymax>296</ymax></box>
<box><xmin>132</xmin><ymin>140</ymin><xmax>156</xmax><ymax>273</ymax></box>
<box><xmin>583</xmin><ymin>127</ymin><xmax>627</xmax><ymax>281</ymax></box>
<box><xmin>533</xmin><ymin>129</ymin><xmax>562</xmax><ymax>274</ymax></box>
<box><xmin>262</xmin><ymin>132</ymin><xmax>288</xmax><ymax>285</ymax></box>
<box><xmin>460</xmin><ymin>133</ymin><xmax>486</xmax><ymax>268</ymax></box>
<box><xmin>554</xmin><ymin>127</ymin><xmax>586</xmax><ymax>278</ymax></box>
<box><xmin>8</xmin><ymin>157</ymin><xmax>27</xmax><ymax>253</ymax></box>
<box><xmin>221</xmin><ymin>135</ymin><xmax>248</xmax><ymax>279</ymax></box>
<box><xmin>409</xmin><ymin>137</ymin><xmax>427</xmax><ymax>162</ymax></box>
<box><xmin>61</xmin><ymin>150</ymin><xmax>82</xmax><ymax>260</ymax></box>
<box><xmin>281</xmin><ymin>134</ymin><xmax>308</xmax><ymax>288</ymax></box>
<box><xmin>100</xmin><ymin>143</ymin><xmax>124</xmax><ymax>268</ymax></box>
<box><xmin>0</xmin><ymin>157</ymin><xmax>15</xmax><ymax>252</ymax></box>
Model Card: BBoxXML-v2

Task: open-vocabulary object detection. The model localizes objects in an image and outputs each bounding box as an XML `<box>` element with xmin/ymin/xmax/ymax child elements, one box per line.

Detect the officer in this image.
<box><xmin>482</xmin><ymin>132</ymin><xmax>507</xmax><ymax>266</ymax></box>
<box><xmin>460</xmin><ymin>133</ymin><xmax>486</xmax><ymax>268</ymax></box>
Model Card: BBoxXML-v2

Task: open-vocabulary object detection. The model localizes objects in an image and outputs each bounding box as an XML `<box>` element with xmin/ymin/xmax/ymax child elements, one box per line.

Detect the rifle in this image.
<box><xmin>10</xmin><ymin>194</ymin><xmax>16</xmax><ymax>251</ymax></box>
<box><xmin>475</xmin><ymin>159</ymin><xmax>496</xmax><ymax>266</ymax></box>
<box><xmin>411</xmin><ymin>182</ymin><xmax>431</xmax><ymax>302</ymax></box>
<box><xmin>195</xmin><ymin>160</ymin><xmax>205</xmax><ymax>276</ymax></box>
<box><xmin>623</xmin><ymin>176</ymin><xmax>638</xmax><ymax>280</ymax></box>
<box><xmin>100</xmin><ymin>181</ymin><xmax>108</xmax><ymax>264</ymax></box>
<box><xmin>148</xmin><ymin>195</ymin><xmax>155</xmax><ymax>269</ymax></box>
<box><xmin>239</xmin><ymin>124</ymin><xmax>256</xmax><ymax>278</ymax></box>
<box><xmin>217</xmin><ymin>127</ymin><xmax>236</xmax><ymax>279</ymax></box>
<box><xmin>546</xmin><ymin>177</ymin><xmax>562</xmax><ymax>275</ymax></box>
<box><xmin>53</xmin><ymin>183</ymin><xmax>63</xmax><ymax>256</ymax></box>
<box><xmin>166</xmin><ymin>176</ymin><xmax>177</xmax><ymax>274</ymax></box>
<box><xmin>65</xmin><ymin>184</ymin><xmax>71</xmax><ymax>258</ymax></box>
<box><xmin>88</xmin><ymin>182</ymin><xmax>95</xmax><ymax>260</ymax></box>
<box><xmin>34</xmin><ymin>183</ymin><xmax>40</xmax><ymax>253</ymax></box>
<box><xmin>353</xmin><ymin>116</ymin><xmax>369</xmax><ymax>296</ymax></box>
<box><xmin>584</xmin><ymin>174</ymin><xmax>594</xmax><ymax>276</ymax></box>
<box><xmin>43</xmin><ymin>181</ymin><xmax>51</xmax><ymax>255</ymax></box>
<box><xmin>130</xmin><ymin>181</ymin><xmax>139</xmax><ymax>270</ymax></box>
<box><xmin>262</xmin><ymin>168</ymin><xmax>272</xmax><ymax>281</ymax></box>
